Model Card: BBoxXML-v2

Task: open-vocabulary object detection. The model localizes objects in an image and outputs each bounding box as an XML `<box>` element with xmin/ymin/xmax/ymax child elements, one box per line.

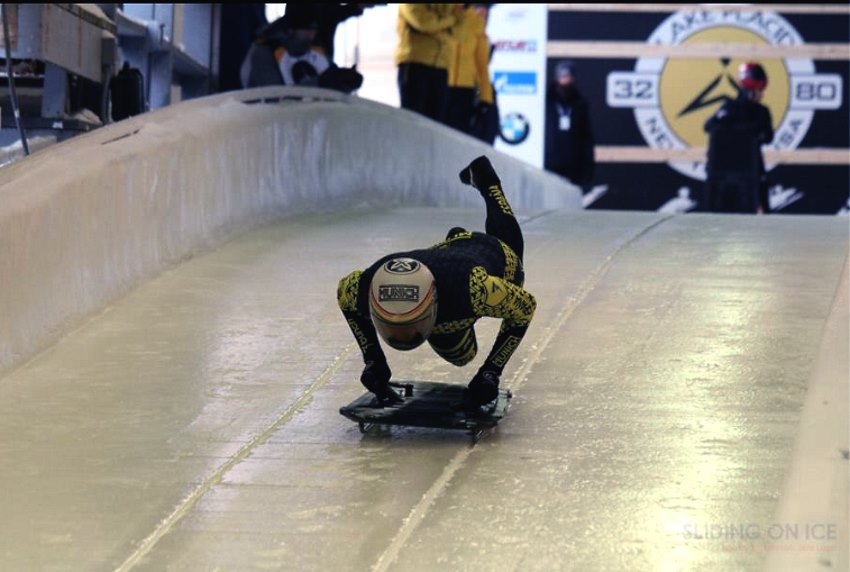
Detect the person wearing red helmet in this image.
<box><xmin>337</xmin><ymin>156</ymin><xmax>536</xmax><ymax>409</ymax></box>
<box><xmin>738</xmin><ymin>61</ymin><xmax>768</xmax><ymax>93</ymax></box>
<box><xmin>703</xmin><ymin>61</ymin><xmax>774</xmax><ymax>214</ymax></box>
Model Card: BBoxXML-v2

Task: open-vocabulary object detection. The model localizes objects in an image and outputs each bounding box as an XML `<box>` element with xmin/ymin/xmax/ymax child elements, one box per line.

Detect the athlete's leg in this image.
<box><xmin>459</xmin><ymin>156</ymin><xmax>524</xmax><ymax>261</ymax></box>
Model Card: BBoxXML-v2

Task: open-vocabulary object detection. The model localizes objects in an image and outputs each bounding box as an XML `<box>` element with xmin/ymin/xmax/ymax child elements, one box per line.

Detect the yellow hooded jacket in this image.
<box><xmin>395</xmin><ymin>4</ymin><xmax>459</xmax><ymax>70</ymax></box>
<box><xmin>447</xmin><ymin>7</ymin><xmax>494</xmax><ymax>104</ymax></box>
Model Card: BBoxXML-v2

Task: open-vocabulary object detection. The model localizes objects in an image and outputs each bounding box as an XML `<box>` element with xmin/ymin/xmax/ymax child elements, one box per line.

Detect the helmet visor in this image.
<box><xmin>373</xmin><ymin>305</ymin><xmax>437</xmax><ymax>351</ymax></box>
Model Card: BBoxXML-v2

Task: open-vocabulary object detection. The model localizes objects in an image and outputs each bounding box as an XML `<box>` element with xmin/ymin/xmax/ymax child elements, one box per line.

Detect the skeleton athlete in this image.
<box><xmin>336</xmin><ymin>155</ymin><xmax>536</xmax><ymax>409</ymax></box>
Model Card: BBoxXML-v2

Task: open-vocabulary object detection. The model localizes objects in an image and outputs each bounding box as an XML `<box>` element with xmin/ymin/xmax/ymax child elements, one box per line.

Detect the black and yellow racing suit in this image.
<box><xmin>337</xmin><ymin>167</ymin><xmax>536</xmax><ymax>380</ymax></box>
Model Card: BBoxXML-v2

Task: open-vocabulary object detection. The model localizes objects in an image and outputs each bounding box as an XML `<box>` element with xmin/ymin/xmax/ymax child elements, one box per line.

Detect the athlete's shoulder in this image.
<box><xmin>468</xmin><ymin>266</ymin><xmax>536</xmax><ymax>323</ymax></box>
<box><xmin>468</xmin><ymin>265</ymin><xmax>508</xmax><ymax>309</ymax></box>
<box><xmin>337</xmin><ymin>269</ymin><xmax>364</xmax><ymax>311</ymax></box>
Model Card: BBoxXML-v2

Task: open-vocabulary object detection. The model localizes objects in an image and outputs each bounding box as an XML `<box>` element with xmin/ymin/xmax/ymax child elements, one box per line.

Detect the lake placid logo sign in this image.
<box><xmin>606</xmin><ymin>9</ymin><xmax>843</xmax><ymax>180</ymax></box>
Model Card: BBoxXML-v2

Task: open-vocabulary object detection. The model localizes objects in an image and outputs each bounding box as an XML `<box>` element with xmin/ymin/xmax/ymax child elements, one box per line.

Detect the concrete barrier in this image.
<box><xmin>0</xmin><ymin>86</ymin><xmax>582</xmax><ymax>376</ymax></box>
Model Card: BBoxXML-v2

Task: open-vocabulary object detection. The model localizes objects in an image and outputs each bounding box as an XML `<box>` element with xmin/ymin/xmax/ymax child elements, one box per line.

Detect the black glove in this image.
<box><xmin>360</xmin><ymin>360</ymin><xmax>401</xmax><ymax>404</ymax></box>
<box><xmin>319</xmin><ymin>66</ymin><xmax>363</xmax><ymax>93</ymax></box>
<box><xmin>474</xmin><ymin>101</ymin><xmax>492</xmax><ymax>117</ymax></box>
<box><xmin>464</xmin><ymin>369</ymin><xmax>500</xmax><ymax>408</ymax></box>
<box><xmin>458</xmin><ymin>155</ymin><xmax>499</xmax><ymax>189</ymax></box>
<box><xmin>468</xmin><ymin>102</ymin><xmax>492</xmax><ymax>132</ymax></box>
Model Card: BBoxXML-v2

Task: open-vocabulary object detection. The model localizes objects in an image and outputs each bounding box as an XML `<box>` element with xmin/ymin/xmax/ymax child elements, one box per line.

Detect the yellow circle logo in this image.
<box><xmin>659</xmin><ymin>28</ymin><xmax>789</xmax><ymax>148</ymax></box>
<box><xmin>605</xmin><ymin>9</ymin><xmax>843</xmax><ymax>180</ymax></box>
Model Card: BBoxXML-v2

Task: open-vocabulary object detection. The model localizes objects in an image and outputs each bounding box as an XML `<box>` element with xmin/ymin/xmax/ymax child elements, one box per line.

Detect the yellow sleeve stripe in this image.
<box><xmin>337</xmin><ymin>270</ymin><xmax>363</xmax><ymax>312</ymax></box>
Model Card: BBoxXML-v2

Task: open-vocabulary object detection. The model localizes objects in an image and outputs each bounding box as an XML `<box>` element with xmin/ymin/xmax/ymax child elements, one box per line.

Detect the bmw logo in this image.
<box><xmin>499</xmin><ymin>112</ymin><xmax>530</xmax><ymax>145</ymax></box>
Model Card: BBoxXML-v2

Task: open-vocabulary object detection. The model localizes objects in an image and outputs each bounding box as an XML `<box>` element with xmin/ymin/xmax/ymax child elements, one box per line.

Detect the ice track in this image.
<box><xmin>0</xmin><ymin>205</ymin><xmax>846</xmax><ymax>572</ymax></box>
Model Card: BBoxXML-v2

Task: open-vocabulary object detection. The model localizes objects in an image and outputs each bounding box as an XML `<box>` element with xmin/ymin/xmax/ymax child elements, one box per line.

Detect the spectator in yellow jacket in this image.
<box><xmin>395</xmin><ymin>4</ymin><xmax>462</xmax><ymax>123</ymax></box>
<box><xmin>446</xmin><ymin>4</ymin><xmax>495</xmax><ymax>139</ymax></box>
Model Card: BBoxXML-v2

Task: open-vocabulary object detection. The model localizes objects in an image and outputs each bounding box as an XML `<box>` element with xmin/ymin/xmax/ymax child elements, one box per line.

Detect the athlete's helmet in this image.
<box><xmin>738</xmin><ymin>62</ymin><xmax>768</xmax><ymax>91</ymax></box>
<box><xmin>369</xmin><ymin>258</ymin><xmax>438</xmax><ymax>351</ymax></box>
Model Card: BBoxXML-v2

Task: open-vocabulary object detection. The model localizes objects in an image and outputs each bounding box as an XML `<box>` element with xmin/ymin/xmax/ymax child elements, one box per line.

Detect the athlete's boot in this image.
<box><xmin>459</xmin><ymin>155</ymin><xmax>500</xmax><ymax>191</ymax></box>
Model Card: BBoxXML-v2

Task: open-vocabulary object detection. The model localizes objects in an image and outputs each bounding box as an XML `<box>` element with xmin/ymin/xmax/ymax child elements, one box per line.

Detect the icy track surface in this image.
<box><xmin>0</xmin><ymin>207</ymin><xmax>847</xmax><ymax>571</ymax></box>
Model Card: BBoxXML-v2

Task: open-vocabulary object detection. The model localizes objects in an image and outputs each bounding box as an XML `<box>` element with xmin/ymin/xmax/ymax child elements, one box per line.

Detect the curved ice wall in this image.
<box><xmin>0</xmin><ymin>86</ymin><xmax>581</xmax><ymax>376</ymax></box>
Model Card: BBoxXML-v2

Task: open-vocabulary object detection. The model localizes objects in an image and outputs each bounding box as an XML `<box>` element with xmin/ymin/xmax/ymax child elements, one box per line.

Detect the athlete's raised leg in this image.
<box><xmin>459</xmin><ymin>156</ymin><xmax>524</xmax><ymax>261</ymax></box>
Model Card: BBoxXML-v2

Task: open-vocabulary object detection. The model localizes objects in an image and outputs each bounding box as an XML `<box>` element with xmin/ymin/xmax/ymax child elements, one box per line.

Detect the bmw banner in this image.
<box><xmin>488</xmin><ymin>4</ymin><xmax>548</xmax><ymax>168</ymax></box>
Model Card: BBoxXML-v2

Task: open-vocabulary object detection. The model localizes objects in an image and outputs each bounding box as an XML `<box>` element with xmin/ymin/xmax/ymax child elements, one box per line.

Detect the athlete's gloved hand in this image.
<box><xmin>459</xmin><ymin>155</ymin><xmax>499</xmax><ymax>189</ymax></box>
<box><xmin>361</xmin><ymin>360</ymin><xmax>402</xmax><ymax>404</ymax></box>
<box><xmin>319</xmin><ymin>65</ymin><xmax>363</xmax><ymax>93</ymax></box>
<box><xmin>464</xmin><ymin>369</ymin><xmax>500</xmax><ymax>408</ymax></box>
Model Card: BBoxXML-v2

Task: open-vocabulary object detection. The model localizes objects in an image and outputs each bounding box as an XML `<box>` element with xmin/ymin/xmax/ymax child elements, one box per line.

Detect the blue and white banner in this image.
<box><xmin>488</xmin><ymin>4</ymin><xmax>548</xmax><ymax>168</ymax></box>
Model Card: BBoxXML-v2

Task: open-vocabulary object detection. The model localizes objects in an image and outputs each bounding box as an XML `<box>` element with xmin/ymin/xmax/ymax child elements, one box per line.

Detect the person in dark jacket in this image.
<box><xmin>544</xmin><ymin>61</ymin><xmax>596</xmax><ymax>191</ymax></box>
<box><xmin>285</xmin><ymin>3</ymin><xmax>378</xmax><ymax>65</ymax></box>
<box><xmin>239</xmin><ymin>14</ymin><xmax>292</xmax><ymax>88</ymax></box>
<box><xmin>703</xmin><ymin>61</ymin><xmax>774</xmax><ymax>214</ymax></box>
<box><xmin>337</xmin><ymin>156</ymin><xmax>536</xmax><ymax>410</ymax></box>
<box><xmin>240</xmin><ymin>6</ymin><xmax>362</xmax><ymax>93</ymax></box>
